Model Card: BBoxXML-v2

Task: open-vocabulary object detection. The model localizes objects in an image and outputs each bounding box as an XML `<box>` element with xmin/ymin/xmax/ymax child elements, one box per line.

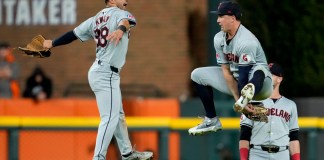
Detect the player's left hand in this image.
<box><xmin>106</xmin><ymin>30</ymin><xmax>123</xmax><ymax>46</ymax></box>
<box><xmin>17</xmin><ymin>35</ymin><xmax>52</xmax><ymax>58</ymax></box>
<box><xmin>43</xmin><ymin>40</ymin><xmax>53</xmax><ymax>49</ymax></box>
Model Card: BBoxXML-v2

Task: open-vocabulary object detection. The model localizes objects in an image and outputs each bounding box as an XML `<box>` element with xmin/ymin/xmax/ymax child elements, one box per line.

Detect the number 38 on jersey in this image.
<box><xmin>94</xmin><ymin>27</ymin><xmax>109</xmax><ymax>47</ymax></box>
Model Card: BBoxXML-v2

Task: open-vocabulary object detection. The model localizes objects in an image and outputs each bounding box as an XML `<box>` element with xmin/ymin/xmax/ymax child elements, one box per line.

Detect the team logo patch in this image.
<box><xmin>216</xmin><ymin>53</ymin><xmax>220</xmax><ymax>59</ymax></box>
<box><xmin>127</xmin><ymin>15</ymin><xmax>135</xmax><ymax>19</ymax></box>
<box><xmin>269</xmin><ymin>63</ymin><xmax>274</xmax><ymax>68</ymax></box>
<box><xmin>242</xmin><ymin>54</ymin><xmax>251</xmax><ymax>62</ymax></box>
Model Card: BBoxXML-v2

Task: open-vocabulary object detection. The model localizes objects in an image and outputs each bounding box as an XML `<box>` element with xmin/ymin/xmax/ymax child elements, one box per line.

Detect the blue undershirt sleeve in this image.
<box><xmin>238</xmin><ymin>65</ymin><xmax>253</xmax><ymax>95</ymax></box>
<box><xmin>52</xmin><ymin>30</ymin><xmax>78</xmax><ymax>47</ymax></box>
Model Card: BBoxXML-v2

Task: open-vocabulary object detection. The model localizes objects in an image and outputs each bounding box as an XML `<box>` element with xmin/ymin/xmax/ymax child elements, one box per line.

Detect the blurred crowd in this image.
<box><xmin>0</xmin><ymin>42</ymin><xmax>52</xmax><ymax>102</ymax></box>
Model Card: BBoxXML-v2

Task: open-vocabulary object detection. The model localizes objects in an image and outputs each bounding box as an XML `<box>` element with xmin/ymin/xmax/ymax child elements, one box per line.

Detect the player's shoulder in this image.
<box><xmin>115</xmin><ymin>9</ymin><xmax>136</xmax><ymax>22</ymax></box>
<box><xmin>214</xmin><ymin>31</ymin><xmax>225</xmax><ymax>43</ymax></box>
<box><xmin>238</xmin><ymin>25</ymin><xmax>257</xmax><ymax>38</ymax></box>
<box><xmin>113</xmin><ymin>8</ymin><xmax>134</xmax><ymax>17</ymax></box>
<box><xmin>281</xmin><ymin>96</ymin><xmax>297</xmax><ymax>106</ymax></box>
<box><xmin>236</xmin><ymin>25</ymin><xmax>260</xmax><ymax>44</ymax></box>
<box><xmin>240</xmin><ymin>114</ymin><xmax>253</xmax><ymax>126</ymax></box>
<box><xmin>262</xmin><ymin>98</ymin><xmax>273</xmax><ymax>105</ymax></box>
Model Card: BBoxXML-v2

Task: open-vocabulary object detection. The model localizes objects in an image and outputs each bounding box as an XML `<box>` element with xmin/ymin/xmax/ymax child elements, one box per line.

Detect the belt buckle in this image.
<box><xmin>268</xmin><ymin>147</ymin><xmax>274</xmax><ymax>153</ymax></box>
<box><xmin>261</xmin><ymin>145</ymin><xmax>279</xmax><ymax>153</ymax></box>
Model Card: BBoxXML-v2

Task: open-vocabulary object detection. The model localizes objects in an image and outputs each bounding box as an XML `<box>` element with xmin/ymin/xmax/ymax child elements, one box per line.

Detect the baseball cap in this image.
<box><xmin>210</xmin><ymin>1</ymin><xmax>242</xmax><ymax>19</ymax></box>
<box><xmin>269</xmin><ymin>63</ymin><xmax>284</xmax><ymax>77</ymax></box>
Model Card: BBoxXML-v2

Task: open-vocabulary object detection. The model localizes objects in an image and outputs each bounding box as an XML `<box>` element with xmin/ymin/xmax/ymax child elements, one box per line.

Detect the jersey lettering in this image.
<box><xmin>96</xmin><ymin>15</ymin><xmax>110</xmax><ymax>25</ymax></box>
<box><xmin>224</xmin><ymin>53</ymin><xmax>239</xmax><ymax>63</ymax></box>
<box><xmin>267</xmin><ymin>108</ymin><xmax>291</xmax><ymax>122</ymax></box>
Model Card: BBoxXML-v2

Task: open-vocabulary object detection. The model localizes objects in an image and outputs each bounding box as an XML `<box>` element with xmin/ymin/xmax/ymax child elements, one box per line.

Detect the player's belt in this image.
<box><xmin>250</xmin><ymin>144</ymin><xmax>289</xmax><ymax>153</ymax></box>
<box><xmin>97</xmin><ymin>59</ymin><xmax>119</xmax><ymax>73</ymax></box>
<box><xmin>109</xmin><ymin>66</ymin><xmax>119</xmax><ymax>73</ymax></box>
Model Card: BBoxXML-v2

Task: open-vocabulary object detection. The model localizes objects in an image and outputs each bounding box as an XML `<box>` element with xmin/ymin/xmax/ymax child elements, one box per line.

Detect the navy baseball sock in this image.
<box><xmin>248</xmin><ymin>70</ymin><xmax>265</xmax><ymax>95</ymax></box>
<box><xmin>193</xmin><ymin>81</ymin><xmax>217</xmax><ymax>118</ymax></box>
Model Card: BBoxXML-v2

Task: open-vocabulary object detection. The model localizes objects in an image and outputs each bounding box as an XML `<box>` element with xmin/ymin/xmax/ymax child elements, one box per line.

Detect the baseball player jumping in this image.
<box><xmin>43</xmin><ymin>0</ymin><xmax>153</xmax><ymax>159</ymax></box>
<box><xmin>239</xmin><ymin>63</ymin><xmax>301</xmax><ymax>160</ymax></box>
<box><xmin>189</xmin><ymin>1</ymin><xmax>273</xmax><ymax>135</ymax></box>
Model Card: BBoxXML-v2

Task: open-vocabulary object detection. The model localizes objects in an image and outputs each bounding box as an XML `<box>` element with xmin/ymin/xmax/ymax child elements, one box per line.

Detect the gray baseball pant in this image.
<box><xmin>249</xmin><ymin>148</ymin><xmax>289</xmax><ymax>160</ymax></box>
<box><xmin>88</xmin><ymin>60</ymin><xmax>132</xmax><ymax>160</ymax></box>
<box><xmin>191</xmin><ymin>66</ymin><xmax>272</xmax><ymax>100</ymax></box>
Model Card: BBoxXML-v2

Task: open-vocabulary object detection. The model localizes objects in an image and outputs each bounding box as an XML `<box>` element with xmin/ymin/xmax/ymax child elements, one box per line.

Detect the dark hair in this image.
<box><xmin>105</xmin><ymin>0</ymin><xmax>108</xmax><ymax>3</ymax></box>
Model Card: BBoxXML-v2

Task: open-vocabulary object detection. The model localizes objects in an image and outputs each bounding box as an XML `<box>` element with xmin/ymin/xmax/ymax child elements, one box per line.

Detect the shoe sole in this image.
<box><xmin>242</xmin><ymin>84</ymin><xmax>254</xmax><ymax>100</ymax></box>
<box><xmin>135</xmin><ymin>155</ymin><xmax>153</xmax><ymax>160</ymax></box>
<box><xmin>188</xmin><ymin>127</ymin><xmax>222</xmax><ymax>136</ymax></box>
<box><xmin>234</xmin><ymin>85</ymin><xmax>254</xmax><ymax>112</ymax></box>
<box><xmin>144</xmin><ymin>156</ymin><xmax>153</xmax><ymax>160</ymax></box>
<box><xmin>233</xmin><ymin>103</ymin><xmax>242</xmax><ymax>112</ymax></box>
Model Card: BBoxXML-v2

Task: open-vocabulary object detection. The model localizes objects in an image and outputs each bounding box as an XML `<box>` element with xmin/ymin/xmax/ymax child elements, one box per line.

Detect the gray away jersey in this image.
<box><xmin>215</xmin><ymin>24</ymin><xmax>268</xmax><ymax>79</ymax></box>
<box><xmin>240</xmin><ymin>97</ymin><xmax>299</xmax><ymax>146</ymax></box>
<box><xmin>74</xmin><ymin>7</ymin><xmax>136</xmax><ymax>69</ymax></box>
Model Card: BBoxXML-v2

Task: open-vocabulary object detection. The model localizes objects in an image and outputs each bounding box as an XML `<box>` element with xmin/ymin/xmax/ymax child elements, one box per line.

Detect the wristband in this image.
<box><xmin>291</xmin><ymin>153</ymin><xmax>300</xmax><ymax>160</ymax></box>
<box><xmin>117</xmin><ymin>25</ymin><xmax>127</xmax><ymax>33</ymax></box>
<box><xmin>239</xmin><ymin>148</ymin><xmax>249</xmax><ymax>160</ymax></box>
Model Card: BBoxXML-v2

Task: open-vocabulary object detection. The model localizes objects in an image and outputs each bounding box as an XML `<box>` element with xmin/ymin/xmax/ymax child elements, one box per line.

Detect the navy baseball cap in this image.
<box><xmin>210</xmin><ymin>1</ymin><xmax>242</xmax><ymax>19</ymax></box>
<box><xmin>269</xmin><ymin>63</ymin><xmax>284</xmax><ymax>77</ymax></box>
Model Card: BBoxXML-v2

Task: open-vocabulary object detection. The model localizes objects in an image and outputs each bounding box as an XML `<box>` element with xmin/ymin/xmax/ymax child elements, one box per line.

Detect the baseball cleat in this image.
<box><xmin>188</xmin><ymin>116</ymin><xmax>222</xmax><ymax>136</ymax></box>
<box><xmin>122</xmin><ymin>150</ymin><xmax>153</xmax><ymax>160</ymax></box>
<box><xmin>234</xmin><ymin>83</ymin><xmax>255</xmax><ymax>112</ymax></box>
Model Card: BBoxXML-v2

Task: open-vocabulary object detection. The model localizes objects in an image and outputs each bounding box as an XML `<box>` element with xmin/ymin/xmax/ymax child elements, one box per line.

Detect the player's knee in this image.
<box><xmin>191</xmin><ymin>68</ymin><xmax>202</xmax><ymax>83</ymax></box>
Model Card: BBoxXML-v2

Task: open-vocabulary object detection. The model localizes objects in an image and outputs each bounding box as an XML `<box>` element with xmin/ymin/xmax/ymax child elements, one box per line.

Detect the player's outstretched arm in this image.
<box><xmin>43</xmin><ymin>31</ymin><xmax>78</xmax><ymax>50</ymax></box>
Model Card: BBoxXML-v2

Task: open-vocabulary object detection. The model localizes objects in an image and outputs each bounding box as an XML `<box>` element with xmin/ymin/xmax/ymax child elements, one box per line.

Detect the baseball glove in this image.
<box><xmin>17</xmin><ymin>35</ymin><xmax>51</xmax><ymax>58</ymax></box>
<box><xmin>242</xmin><ymin>102</ymin><xmax>268</xmax><ymax>123</ymax></box>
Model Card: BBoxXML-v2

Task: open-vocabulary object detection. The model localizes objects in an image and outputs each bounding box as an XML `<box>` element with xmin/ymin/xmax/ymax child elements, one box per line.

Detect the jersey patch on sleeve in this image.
<box><xmin>126</xmin><ymin>14</ymin><xmax>136</xmax><ymax>26</ymax></box>
<box><xmin>239</xmin><ymin>53</ymin><xmax>252</xmax><ymax>64</ymax></box>
<box><xmin>127</xmin><ymin>14</ymin><xmax>135</xmax><ymax>19</ymax></box>
<box><xmin>216</xmin><ymin>53</ymin><xmax>220</xmax><ymax>60</ymax></box>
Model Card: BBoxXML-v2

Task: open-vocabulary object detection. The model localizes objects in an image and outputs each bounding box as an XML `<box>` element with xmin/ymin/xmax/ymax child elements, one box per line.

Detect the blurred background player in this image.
<box><xmin>42</xmin><ymin>0</ymin><xmax>153</xmax><ymax>159</ymax></box>
<box><xmin>188</xmin><ymin>1</ymin><xmax>272</xmax><ymax>135</ymax></box>
<box><xmin>239</xmin><ymin>63</ymin><xmax>300</xmax><ymax>160</ymax></box>
<box><xmin>0</xmin><ymin>42</ymin><xmax>20</xmax><ymax>98</ymax></box>
<box><xmin>23</xmin><ymin>66</ymin><xmax>53</xmax><ymax>102</ymax></box>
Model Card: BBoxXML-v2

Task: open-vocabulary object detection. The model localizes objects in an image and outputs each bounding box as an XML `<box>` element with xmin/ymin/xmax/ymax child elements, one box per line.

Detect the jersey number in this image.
<box><xmin>94</xmin><ymin>27</ymin><xmax>109</xmax><ymax>47</ymax></box>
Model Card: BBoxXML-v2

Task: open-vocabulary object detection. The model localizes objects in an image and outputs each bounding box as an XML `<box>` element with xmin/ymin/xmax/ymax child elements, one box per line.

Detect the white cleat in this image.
<box><xmin>234</xmin><ymin>83</ymin><xmax>255</xmax><ymax>112</ymax></box>
<box><xmin>188</xmin><ymin>116</ymin><xmax>222</xmax><ymax>136</ymax></box>
<box><xmin>122</xmin><ymin>150</ymin><xmax>153</xmax><ymax>160</ymax></box>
